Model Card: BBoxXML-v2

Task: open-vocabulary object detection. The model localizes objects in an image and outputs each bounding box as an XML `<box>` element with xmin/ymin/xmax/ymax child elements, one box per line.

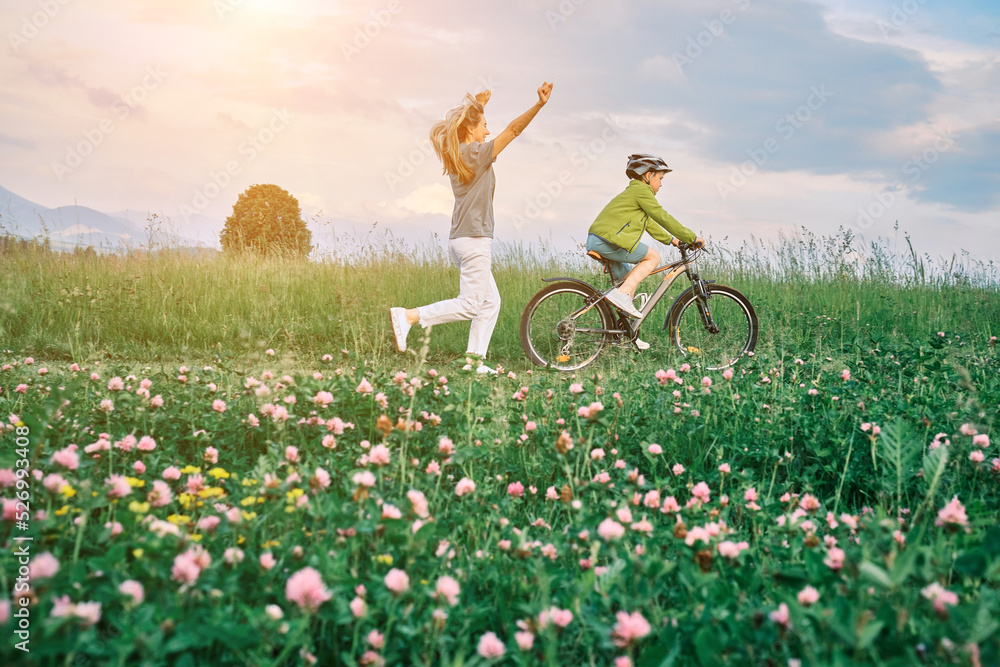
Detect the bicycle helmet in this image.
<box><xmin>625</xmin><ymin>153</ymin><xmax>672</xmax><ymax>180</ymax></box>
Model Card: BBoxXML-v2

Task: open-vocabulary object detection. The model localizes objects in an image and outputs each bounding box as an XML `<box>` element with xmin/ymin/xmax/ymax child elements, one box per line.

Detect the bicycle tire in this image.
<box><xmin>520</xmin><ymin>281</ymin><xmax>617</xmax><ymax>371</ymax></box>
<box><xmin>666</xmin><ymin>284</ymin><xmax>758</xmax><ymax>371</ymax></box>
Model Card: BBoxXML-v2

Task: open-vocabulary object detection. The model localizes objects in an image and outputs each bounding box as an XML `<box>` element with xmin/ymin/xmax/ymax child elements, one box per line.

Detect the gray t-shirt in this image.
<box><xmin>449</xmin><ymin>139</ymin><xmax>496</xmax><ymax>239</ymax></box>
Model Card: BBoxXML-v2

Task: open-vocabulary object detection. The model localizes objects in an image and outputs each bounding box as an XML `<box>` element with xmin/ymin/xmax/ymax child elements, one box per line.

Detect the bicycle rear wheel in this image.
<box><xmin>520</xmin><ymin>282</ymin><xmax>617</xmax><ymax>371</ymax></box>
<box><xmin>666</xmin><ymin>284</ymin><xmax>757</xmax><ymax>371</ymax></box>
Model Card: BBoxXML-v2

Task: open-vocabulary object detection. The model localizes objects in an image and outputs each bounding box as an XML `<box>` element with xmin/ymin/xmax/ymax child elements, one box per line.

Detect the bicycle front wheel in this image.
<box><xmin>520</xmin><ymin>282</ymin><xmax>617</xmax><ymax>371</ymax></box>
<box><xmin>666</xmin><ymin>284</ymin><xmax>758</xmax><ymax>371</ymax></box>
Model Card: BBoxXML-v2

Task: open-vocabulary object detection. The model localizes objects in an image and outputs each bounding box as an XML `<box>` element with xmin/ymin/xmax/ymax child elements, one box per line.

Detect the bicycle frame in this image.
<box><xmin>543</xmin><ymin>248</ymin><xmax>708</xmax><ymax>340</ymax></box>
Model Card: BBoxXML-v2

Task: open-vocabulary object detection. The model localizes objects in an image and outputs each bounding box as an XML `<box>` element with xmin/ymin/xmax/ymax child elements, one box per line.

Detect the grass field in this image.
<box><xmin>0</xmin><ymin>230</ymin><xmax>998</xmax><ymax>665</ymax></box>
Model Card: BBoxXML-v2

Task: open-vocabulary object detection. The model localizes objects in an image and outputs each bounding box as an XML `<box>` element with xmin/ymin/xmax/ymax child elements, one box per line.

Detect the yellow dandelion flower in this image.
<box><xmin>237</xmin><ymin>535</ymin><xmax>246</xmax><ymax>545</ymax></box>
<box><xmin>91</xmin><ymin>491</ymin><xmax>99</xmax><ymax>497</ymax></box>
<box><xmin>241</xmin><ymin>478</ymin><xmax>257</xmax><ymax>487</ymax></box>
<box><xmin>376</xmin><ymin>554</ymin><xmax>394</xmax><ymax>566</ymax></box>
<box><xmin>208</xmin><ymin>467</ymin><xmax>230</xmax><ymax>479</ymax></box>
<box><xmin>128</xmin><ymin>501</ymin><xmax>150</xmax><ymax>514</ymax></box>
<box><xmin>261</xmin><ymin>539</ymin><xmax>281</xmax><ymax>549</ymax></box>
<box><xmin>284</xmin><ymin>506</ymin><xmax>296</xmax><ymax>513</ymax></box>
<box><xmin>286</xmin><ymin>488</ymin><xmax>304</xmax><ymax>500</ymax></box>
<box><xmin>198</xmin><ymin>487</ymin><xmax>225</xmax><ymax>499</ymax></box>
<box><xmin>55</xmin><ymin>505</ymin><xmax>70</xmax><ymax>516</ymax></box>
<box><xmin>256</xmin><ymin>497</ymin><xmax>266</xmax><ymax>504</ymax></box>
<box><xmin>180</xmin><ymin>465</ymin><xmax>201</xmax><ymax>475</ymax></box>
<box><xmin>241</xmin><ymin>510</ymin><xmax>258</xmax><ymax>521</ymax></box>
<box><xmin>190</xmin><ymin>534</ymin><xmax>203</xmax><ymax>542</ymax></box>
<box><xmin>133</xmin><ymin>549</ymin><xmax>144</xmax><ymax>559</ymax></box>
<box><xmin>240</xmin><ymin>496</ymin><xmax>258</xmax><ymax>507</ymax></box>
<box><xmin>60</xmin><ymin>484</ymin><xmax>76</xmax><ymax>498</ymax></box>
<box><xmin>167</xmin><ymin>514</ymin><xmax>191</xmax><ymax>525</ymax></box>
<box><xmin>126</xmin><ymin>477</ymin><xmax>145</xmax><ymax>488</ymax></box>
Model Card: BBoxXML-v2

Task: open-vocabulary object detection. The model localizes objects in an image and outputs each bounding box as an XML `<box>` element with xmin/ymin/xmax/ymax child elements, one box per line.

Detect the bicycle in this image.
<box><xmin>519</xmin><ymin>242</ymin><xmax>758</xmax><ymax>371</ymax></box>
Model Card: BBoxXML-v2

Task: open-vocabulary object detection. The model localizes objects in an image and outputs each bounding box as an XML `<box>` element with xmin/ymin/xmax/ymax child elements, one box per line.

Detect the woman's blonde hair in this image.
<box><xmin>430</xmin><ymin>94</ymin><xmax>485</xmax><ymax>184</ymax></box>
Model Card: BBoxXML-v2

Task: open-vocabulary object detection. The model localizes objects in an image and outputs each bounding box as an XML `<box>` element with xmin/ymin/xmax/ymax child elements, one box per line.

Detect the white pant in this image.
<box><xmin>417</xmin><ymin>237</ymin><xmax>501</xmax><ymax>358</ymax></box>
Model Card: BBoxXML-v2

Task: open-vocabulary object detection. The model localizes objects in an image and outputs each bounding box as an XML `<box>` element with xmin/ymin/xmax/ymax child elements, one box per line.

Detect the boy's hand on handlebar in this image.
<box><xmin>691</xmin><ymin>237</ymin><xmax>705</xmax><ymax>249</ymax></box>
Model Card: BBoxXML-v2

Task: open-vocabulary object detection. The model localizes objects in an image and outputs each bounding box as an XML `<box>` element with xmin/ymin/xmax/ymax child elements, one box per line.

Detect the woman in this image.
<box><xmin>390</xmin><ymin>82</ymin><xmax>553</xmax><ymax>373</ymax></box>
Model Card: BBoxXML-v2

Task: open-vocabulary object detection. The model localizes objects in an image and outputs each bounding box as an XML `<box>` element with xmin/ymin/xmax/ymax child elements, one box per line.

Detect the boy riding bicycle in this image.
<box><xmin>586</xmin><ymin>154</ymin><xmax>704</xmax><ymax>340</ymax></box>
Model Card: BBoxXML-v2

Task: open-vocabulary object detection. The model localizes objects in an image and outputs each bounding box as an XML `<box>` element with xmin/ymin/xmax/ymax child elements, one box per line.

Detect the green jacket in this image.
<box><xmin>588</xmin><ymin>179</ymin><xmax>696</xmax><ymax>252</ymax></box>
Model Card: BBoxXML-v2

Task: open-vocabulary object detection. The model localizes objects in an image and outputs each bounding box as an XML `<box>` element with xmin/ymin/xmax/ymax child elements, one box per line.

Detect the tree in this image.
<box><xmin>220</xmin><ymin>184</ymin><xmax>312</xmax><ymax>257</ymax></box>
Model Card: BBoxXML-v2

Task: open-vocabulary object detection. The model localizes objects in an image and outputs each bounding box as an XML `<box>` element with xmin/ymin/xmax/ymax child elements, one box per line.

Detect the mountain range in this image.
<box><xmin>0</xmin><ymin>185</ymin><xmax>214</xmax><ymax>251</ymax></box>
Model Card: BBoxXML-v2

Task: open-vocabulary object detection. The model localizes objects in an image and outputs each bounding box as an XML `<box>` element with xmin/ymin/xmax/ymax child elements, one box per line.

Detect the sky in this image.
<box><xmin>1</xmin><ymin>0</ymin><xmax>998</xmax><ymax>265</ymax></box>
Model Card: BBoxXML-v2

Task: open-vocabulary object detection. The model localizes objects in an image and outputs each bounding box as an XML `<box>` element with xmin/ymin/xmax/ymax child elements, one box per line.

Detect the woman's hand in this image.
<box><xmin>537</xmin><ymin>82</ymin><xmax>553</xmax><ymax>105</ymax></box>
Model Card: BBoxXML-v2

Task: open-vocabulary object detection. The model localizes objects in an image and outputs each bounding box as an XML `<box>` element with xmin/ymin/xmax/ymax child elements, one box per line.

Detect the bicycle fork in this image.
<box><xmin>692</xmin><ymin>277</ymin><xmax>719</xmax><ymax>334</ymax></box>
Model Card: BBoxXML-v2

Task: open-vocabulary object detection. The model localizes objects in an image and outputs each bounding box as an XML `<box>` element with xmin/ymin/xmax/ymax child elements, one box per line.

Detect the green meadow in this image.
<box><xmin>0</xmin><ymin>229</ymin><xmax>998</xmax><ymax>665</ymax></box>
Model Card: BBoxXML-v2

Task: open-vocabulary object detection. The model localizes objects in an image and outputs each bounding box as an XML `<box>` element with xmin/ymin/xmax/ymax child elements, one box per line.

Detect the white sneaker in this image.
<box><xmin>604</xmin><ymin>288</ymin><xmax>643</xmax><ymax>319</ymax></box>
<box><xmin>389</xmin><ymin>307</ymin><xmax>411</xmax><ymax>352</ymax></box>
<box><xmin>635</xmin><ymin>338</ymin><xmax>650</xmax><ymax>351</ymax></box>
<box><xmin>462</xmin><ymin>363</ymin><xmax>497</xmax><ymax>375</ymax></box>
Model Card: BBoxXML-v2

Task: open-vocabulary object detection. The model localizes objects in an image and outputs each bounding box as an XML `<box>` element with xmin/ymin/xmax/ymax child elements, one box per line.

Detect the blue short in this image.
<box><xmin>585</xmin><ymin>234</ymin><xmax>648</xmax><ymax>283</ymax></box>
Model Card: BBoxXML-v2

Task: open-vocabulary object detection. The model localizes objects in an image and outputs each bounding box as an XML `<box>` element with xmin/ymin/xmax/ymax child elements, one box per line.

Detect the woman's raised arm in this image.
<box><xmin>492</xmin><ymin>82</ymin><xmax>553</xmax><ymax>158</ymax></box>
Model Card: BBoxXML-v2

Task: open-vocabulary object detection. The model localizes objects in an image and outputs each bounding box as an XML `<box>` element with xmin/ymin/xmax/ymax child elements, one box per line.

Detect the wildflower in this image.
<box><xmin>356</xmin><ymin>378</ymin><xmax>373</xmax><ymax>395</ymax></box>
<box><xmin>106</xmin><ymin>474</ymin><xmax>132</xmax><ymax>499</ymax></box>
<box><xmin>722</xmin><ymin>368</ymin><xmax>734</xmax><ymax>381</ymax></box>
<box><xmin>840</xmin><ymin>369</ymin><xmax>851</xmax><ymax>381</ymax></box>
<box><xmin>648</xmin><ymin>443</ymin><xmax>662</xmax><ymax>455</ymax></box>
<box><xmin>99</xmin><ymin>399</ymin><xmax>114</xmax><ymax>412</ymax></box>
<box><xmin>611</xmin><ymin>610</ymin><xmax>651</xmax><ymax>648</ymax></box>
<box><xmin>718</xmin><ymin>463</ymin><xmax>731</xmax><ymax>474</ymax></box>
<box><xmin>137</xmin><ymin>436</ymin><xmax>157</xmax><ymax>451</ymax></box>
<box><xmin>507</xmin><ymin>481</ymin><xmax>524</xmax><ymax>498</ymax></box>
<box><xmin>691</xmin><ymin>482</ymin><xmax>711</xmax><ymax>503</ymax></box>
<box><xmin>29</xmin><ymin>552</ymin><xmax>60</xmax><ymax>580</ymax></box>
<box><xmin>107</xmin><ymin>376</ymin><xmax>125</xmax><ymax>391</ymax></box>
<box><xmin>224</xmin><ymin>547</ymin><xmax>245</xmax><ymax>565</ymax></box>
<box><xmin>455</xmin><ymin>477</ymin><xmax>476</xmax><ymax>497</ymax></box>
<box><xmin>260</xmin><ymin>552</ymin><xmax>277</xmax><ymax>570</ymax></box>
<box><xmin>797</xmin><ymin>586</ymin><xmax>820</xmax><ymax>606</ymax></box>
<box><xmin>285</xmin><ymin>567</ymin><xmax>332</xmax><ymax>612</ymax></box>
<box><xmin>717</xmin><ymin>540</ymin><xmax>748</xmax><ymax>559</ymax></box>
<box><xmin>769</xmin><ymin>603</ymin><xmax>791</xmax><ymax>628</ymax></box>
<box><xmin>435</xmin><ymin>576</ymin><xmax>461</xmax><ymax>606</ymax></box>
<box><xmin>477</xmin><ymin>631</ymin><xmax>506</xmax><ymax>658</ymax></box>
<box><xmin>367</xmin><ymin>630</ymin><xmax>384</xmax><ymax>650</ymax></box>
<box><xmin>172</xmin><ymin>547</ymin><xmax>209</xmax><ymax>585</ymax></box>
<box><xmin>935</xmin><ymin>496</ymin><xmax>969</xmax><ymax>529</ymax></box>
<box><xmin>119</xmin><ymin>580</ymin><xmax>144</xmax><ymax>606</ymax></box>
<box><xmin>661</xmin><ymin>496</ymin><xmax>681</xmax><ymax>513</ymax></box>
<box><xmin>369</xmin><ymin>444</ymin><xmax>391</xmax><ymax>466</ymax></box>
<box><xmin>212</xmin><ymin>399</ymin><xmax>226</xmax><ymax>413</ymax></box>
<box><xmin>701</xmin><ymin>376</ymin><xmax>712</xmax><ymax>388</ymax></box>
<box><xmin>970</xmin><ymin>450</ymin><xmax>985</xmax><ymax>463</ymax></box>
<box><xmin>972</xmin><ymin>434</ymin><xmax>990</xmax><ymax>448</ymax></box>
<box><xmin>672</xmin><ymin>463</ymin><xmax>685</xmax><ymax>476</ymax></box>
<box><xmin>569</xmin><ymin>383</ymin><xmax>584</xmax><ymax>394</ymax></box>
<box><xmin>799</xmin><ymin>494</ymin><xmax>820</xmax><ymax>512</ymax></box>
<box><xmin>824</xmin><ymin>546</ymin><xmax>845</xmax><ymax>570</ymax></box>
<box><xmin>515</xmin><ymin>631</ymin><xmax>534</xmax><ymax>651</ymax></box>
<box><xmin>597</xmin><ymin>518</ymin><xmax>626</xmax><ymax>542</ymax></box>
<box><xmin>921</xmin><ymin>582</ymin><xmax>959</xmax><ymax>615</ymax></box>
<box><xmin>539</xmin><ymin>606</ymin><xmax>573</xmax><ymax>629</ymax></box>
<box><xmin>52</xmin><ymin>447</ymin><xmax>80</xmax><ymax>470</ymax></box>
<box><xmin>590</xmin><ymin>448</ymin><xmax>605</xmax><ymax>461</ymax></box>
<box><xmin>384</xmin><ymin>568</ymin><xmax>410</xmax><ymax>595</ymax></box>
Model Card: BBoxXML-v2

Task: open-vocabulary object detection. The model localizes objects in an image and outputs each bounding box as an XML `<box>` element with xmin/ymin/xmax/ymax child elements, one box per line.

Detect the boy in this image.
<box><xmin>587</xmin><ymin>154</ymin><xmax>704</xmax><ymax>330</ymax></box>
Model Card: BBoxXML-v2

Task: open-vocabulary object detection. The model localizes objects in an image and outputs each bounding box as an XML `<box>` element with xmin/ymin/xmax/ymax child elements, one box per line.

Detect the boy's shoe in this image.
<box><xmin>389</xmin><ymin>308</ymin><xmax>411</xmax><ymax>352</ymax></box>
<box><xmin>604</xmin><ymin>288</ymin><xmax>643</xmax><ymax>319</ymax></box>
<box><xmin>635</xmin><ymin>338</ymin><xmax>650</xmax><ymax>351</ymax></box>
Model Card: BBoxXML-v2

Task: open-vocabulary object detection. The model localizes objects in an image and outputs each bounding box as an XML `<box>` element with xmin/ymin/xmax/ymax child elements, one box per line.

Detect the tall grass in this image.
<box><xmin>0</xmin><ymin>227</ymin><xmax>997</xmax><ymax>369</ymax></box>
